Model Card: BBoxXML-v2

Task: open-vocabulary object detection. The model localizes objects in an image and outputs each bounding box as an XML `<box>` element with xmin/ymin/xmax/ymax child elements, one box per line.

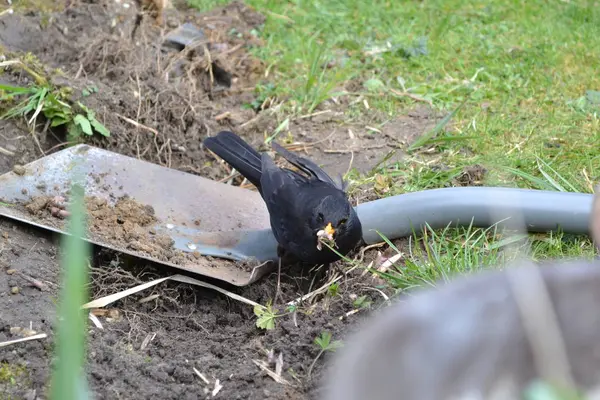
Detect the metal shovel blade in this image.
<box><xmin>0</xmin><ymin>144</ymin><xmax>279</xmax><ymax>286</ymax></box>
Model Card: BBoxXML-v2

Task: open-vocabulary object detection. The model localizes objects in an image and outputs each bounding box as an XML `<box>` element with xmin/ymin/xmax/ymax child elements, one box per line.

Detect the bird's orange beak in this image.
<box><xmin>324</xmin><ymin>222</ymin><xmax>335</xmax><ymax>237</ymax></box>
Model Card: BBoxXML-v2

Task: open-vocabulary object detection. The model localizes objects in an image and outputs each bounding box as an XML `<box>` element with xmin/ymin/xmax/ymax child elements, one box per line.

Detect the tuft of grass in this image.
<box><xmin>0</xmin><ymin>58</ymin><xmax>110</xmax><ymax>142</ymax></box>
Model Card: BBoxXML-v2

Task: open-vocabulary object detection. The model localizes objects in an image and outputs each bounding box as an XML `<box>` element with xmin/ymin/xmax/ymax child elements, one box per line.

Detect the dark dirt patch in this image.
<box><xmin>453</xmin><ymin>164</ymin><xmax>488</xmax><ymax>186</ymax></box>
<box><xmin>1</xmin><ymin>217</ymin><xmax>390</xmax><ymax>400</ymax></box>
<box><xmin>0</xmin><ymin>220</ymin><xmax>59</xmax><ymax>400</ymax></box>
<box><xmin>0</xmin><ymin>1</ymin><xmax>427</xmax><ymax>399</ymax></box>
<box><xmin>236</xmin><ymin>105</ymin><xmax>441</xmax><ymax>181</ymax></box>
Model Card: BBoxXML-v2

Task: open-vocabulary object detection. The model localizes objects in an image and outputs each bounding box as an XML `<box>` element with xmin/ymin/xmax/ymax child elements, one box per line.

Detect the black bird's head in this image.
<box><xmin>312</xmin><ymin>194</ymin><xmax>362</xmax><ymax>253</ymax></box>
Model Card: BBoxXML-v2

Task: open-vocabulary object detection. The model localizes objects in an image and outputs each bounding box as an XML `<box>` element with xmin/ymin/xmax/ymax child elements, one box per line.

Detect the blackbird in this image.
<box><xmin>203</xmin><ymin>131</ymin><xmax>363</xmax><ymax>265</ymax></box>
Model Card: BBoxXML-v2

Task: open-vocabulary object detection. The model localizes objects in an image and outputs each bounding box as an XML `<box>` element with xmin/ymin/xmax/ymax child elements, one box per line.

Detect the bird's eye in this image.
<box><xmin>317</xmin><ymin>213</ymin><xmax>324</xmax><ymax>223</ymax></box>
<box><xmin>339</xmin><ymin>218</ymin><xmax>347</xmax><ymax>226</ymax></box>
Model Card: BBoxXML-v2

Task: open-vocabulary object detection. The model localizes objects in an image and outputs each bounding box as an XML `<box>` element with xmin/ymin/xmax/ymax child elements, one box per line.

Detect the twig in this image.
<box><xmin>115</xmin><ymin>113</ymin><xmax>159</xmax><ymax>135</ymax></box>
<box><xmin>0</xmin><ymin>145</ymin><xmax>15</xmax><ymax>156</ymax></box>
<box><xmin>389</xmin><ymin>88</ymin><xmax>433</xmax><ymax>106</ymax></box>
<box><xmin>287</xmin><ymin>274</ymin><xmax>342</xmax><ymax>307</ymax></box>
<box><xmin>252</xmin><ymin>359</ymin><xmax>291</xmax><ymax>385</ymax></box>
<box><xmin>82</xmin><ymin>274</ymin><xmax>261</xmax><ymax>309</ymax></box>
<box><xmin>0</xmin><ymin>333</ymin><xmax>47</xmax><ymax>348</ymax></box>
<box><xmin>193</xmin><ymin>367</ymin><xmax>210</xmax><ymax>385</ymax></box>
<box><xmin>324</xmin><ymin>145</ymin><xmax>386</xmax><ymax>154</ymax></box>
<box><xmin>15</xmin><ymin>270</ymin><xmax>48</xmax><ymax>291</ymax></box>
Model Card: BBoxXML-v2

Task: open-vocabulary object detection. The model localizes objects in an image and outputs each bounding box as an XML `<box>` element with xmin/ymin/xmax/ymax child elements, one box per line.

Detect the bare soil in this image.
<box><xmin>0</xmin><ymin>1</ymin><xmax>442</xmax><ymax>399</ymax></box>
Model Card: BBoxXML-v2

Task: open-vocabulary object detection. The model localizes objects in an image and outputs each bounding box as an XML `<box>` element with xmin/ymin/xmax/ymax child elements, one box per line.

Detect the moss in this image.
<box><xmin>0</xmin><ymin>362</ymin><xmax>27</xmax><ymax>386</ymax></box>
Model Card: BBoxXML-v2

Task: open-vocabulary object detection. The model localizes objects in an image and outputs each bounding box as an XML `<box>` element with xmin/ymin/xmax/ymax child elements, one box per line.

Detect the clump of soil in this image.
<box><xmin>21</xmin><ymin>194</ymin><xmax>205</xmax><ymax>265</ymax></box>
<box><xmin>454</xmin><ymin>164</ymin><xmax>487</xmax><ymax>186</ymax></box>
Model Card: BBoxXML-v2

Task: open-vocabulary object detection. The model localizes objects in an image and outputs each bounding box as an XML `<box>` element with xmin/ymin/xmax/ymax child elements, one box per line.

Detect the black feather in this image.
<box><xmin>203</xmin><ymin>131</ymin><xmax>263</xmax><ymax>189</ymax></box>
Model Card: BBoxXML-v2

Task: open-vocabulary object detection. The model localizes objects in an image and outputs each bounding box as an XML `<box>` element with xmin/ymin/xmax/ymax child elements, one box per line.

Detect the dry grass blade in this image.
<box><xmin>287</xmin><ymin>274</ymin><xmax>342</xmax><ymax>307</ymax></box>
<box><xmin>81</xmin><ymin>274</ymin><xmax>261</xmax><ymax>309</ymax></box>
<box><xmin>252</xmin><ymin>359</ymin><xmax>291</xmax><ymax>385</ymax></box>
<box><xmin>88</xmin><ymin>313</ymin><xmax>104</xmax><ymax>330</ymax></box>
<box><xmin>193</xmin><ymin>367</ymin><xmax>210</xmax><ymax>385</ymax></box>
<box><xmin>0</xmin><ymin>145</ymin><xmax>15</xmax><ymax>156</ymax></box>
<box><xmin>0</xmin><ymin>333</ymin><xmax>47</xmax><ymax>348</ymax></box>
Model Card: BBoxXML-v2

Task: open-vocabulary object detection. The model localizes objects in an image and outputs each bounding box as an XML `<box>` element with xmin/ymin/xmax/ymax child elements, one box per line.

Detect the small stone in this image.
<box><xmin>6</xmin><ymin>269</ymin><xmax>15</xmax><ymax>275</ymax></box>
<box><xmin>10</xmin><ymin>286</ymin><xmax>20</xmax><ymax>295</ymax></box>
<box><xmin>12</xmin><ymin>165</ymin><xmax>26</xmax><ymax>175</ymax></box>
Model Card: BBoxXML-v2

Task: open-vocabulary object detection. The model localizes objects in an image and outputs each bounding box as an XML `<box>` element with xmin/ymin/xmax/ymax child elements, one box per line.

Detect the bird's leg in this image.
<box><xmin>274</xmin><ymin>257</ymin><xmax>282</xmax><ymax>304</ymax></box>
<box><xmin>274</xmin><ymin>245</ymin><xmax>286</xmax><ymax>304</ymax></box>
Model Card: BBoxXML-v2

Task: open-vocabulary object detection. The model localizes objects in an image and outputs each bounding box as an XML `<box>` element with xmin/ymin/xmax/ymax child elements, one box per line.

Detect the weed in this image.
<box><xmin>307</xmin><ymin>331</ymin><xmax>343</xmax><ymax>379</ymax></box>
<box><xmin>0</xmin><ymin>58</ymin><xmax>110</xmax><ymax>143</ymax></box>
<box><xmin>352</xmin><ymin>295</ymin><xmax>371</xmax><ymax>309</ymax></box>
<box><xmin>253</xmin><ymin>302</ymin><xmax>281</xmax><ymax>330</ymax></box>
<box><xmin>327</xmin><ymin>282</ymin><xmax>340</xmax><ymax>297</ymax></box>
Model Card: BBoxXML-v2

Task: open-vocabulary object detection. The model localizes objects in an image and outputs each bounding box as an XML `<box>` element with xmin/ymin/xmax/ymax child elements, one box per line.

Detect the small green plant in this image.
<box><xmin>293</xmin><ymin>41</ymin><xmax>347</xmax><ymax>114</ymax></box>
<box><xmin>327</xmin><ymin>282</ymin><xmax>340</xmax><ymax>297</ymax></box>
<box><xmin>243</xmin><ymin>82</ymin><xmax>277</xmax><ymax>111</ymax></box>
<box><xmin>0</xmin><ymin>59</ymin><xmax>110</xmax><ymax>142</ymax></box>
<box><xmin>352</xmin><ymin>295</ymin><xmax>372</xmax><ymax>309</ymax></box>
<box><xmin>307</xmin><ymin>331</ymin><xmax>343</xmax><ymax>379</ymax></box>
<box><xmin>253</xmin><ymin>302</ymin><xmax>281</xmax><ymax>330</ymax></box>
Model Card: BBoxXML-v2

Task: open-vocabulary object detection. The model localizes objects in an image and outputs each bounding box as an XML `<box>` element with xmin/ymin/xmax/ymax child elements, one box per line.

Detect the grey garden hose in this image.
<box><xmin>356</xmin><ymin>187</ymin><xmax>593</xmax><ymax>244</ymax></box>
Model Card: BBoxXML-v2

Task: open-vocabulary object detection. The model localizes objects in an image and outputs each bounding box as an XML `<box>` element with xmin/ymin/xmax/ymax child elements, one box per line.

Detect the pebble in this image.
<box><xmin>6</xmin><ymin>269</ymin><xmax>15</xmax><ymax>275</ymax></box>
<box><xmin>12</xmin><ymin>164</ymin><xmax>26</xmax><ymax>175</ymax></box>
<box><xmin>10</xmin><ymin>286</ymin><xmax>20</xmax><ymax>295</ymax></box>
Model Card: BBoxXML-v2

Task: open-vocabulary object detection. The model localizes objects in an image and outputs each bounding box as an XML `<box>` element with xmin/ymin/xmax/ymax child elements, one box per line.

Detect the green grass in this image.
<box><xmin>50</xmin><ymin>177</ymin><xmax>92</xmax><ymax>399</ymax></box>
<box><xmin>188</xmin><ymin>0</ymin><xmax>600</xmax><ymax>290</ymax></box>
<box><xmin>0</xmin><ymin>57</ymin><xmax>110</xmax><ymax>142</ymax></box>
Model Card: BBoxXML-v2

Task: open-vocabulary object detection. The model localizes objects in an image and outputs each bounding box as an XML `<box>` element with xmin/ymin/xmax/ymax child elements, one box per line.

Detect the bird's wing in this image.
<box><xmin>271</xmin><ymin>141</ymin><xmax>342</xmax><ymax>190</ymax></box>
<box><xmin>260</xmin><ymin>153</ymin><xmax>314</xmax><ymax>252</ymax></box>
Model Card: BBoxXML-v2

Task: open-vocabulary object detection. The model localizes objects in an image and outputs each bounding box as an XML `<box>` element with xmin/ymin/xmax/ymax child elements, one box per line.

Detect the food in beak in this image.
<box><xmin>316</xmin><ymin>222</ymin><xmax>336</xmax><ymax>251</ymax></box>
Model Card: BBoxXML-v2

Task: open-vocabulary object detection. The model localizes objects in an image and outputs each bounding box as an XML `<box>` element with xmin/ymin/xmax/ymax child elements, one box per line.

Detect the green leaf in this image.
<box><xmin>254</xmin><ymin>304</ymin><xmax>277</xmax><ymax>330</ymax></box>
<box><xmin>50</xmin><ymin>117</ymin><xmax>70</xmax><ymax>127</ymax></box>
<box><xmin>73</xmin><ymin>114</ymin><xmax>93</xmax><ymax>136</ymax></box>
<box><xmin>0</xmin><ymin>83</ymin><xmax>33</xmax><ymax>94</ymax></box>
<box><xmin>89</xmin><ymin>118</ymin><xmax>110</xmax><ymax>137</ymax></box>
<box><xmin>363</xmin><ymin>78</ymin><xmax>385</xmax><ymax>92</ymax></box>
<box><xmin>353</xmin><ymin>295</ymin><xmax>372</xmax><ymax>309</ymax></box>
<box><xmin>67</xmin><ymin>122</ymin><xmax>83</xmax><ymax>140</ymax></box>
<box><xmin>314</xmin><ymin>331</ymin><xmax>344</xmax><ymax>352</ymax></box>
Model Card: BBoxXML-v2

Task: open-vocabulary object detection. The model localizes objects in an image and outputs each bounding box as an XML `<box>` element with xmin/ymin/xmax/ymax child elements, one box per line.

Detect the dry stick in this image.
<box><xmin>0</xmin><ymin>145</ymin><xmax>15</xmax><ymax>156</ymax></box>
<box><xmin>0</xmin><ymin>333</ymin><xmax>47</xmax><ymax>348</ymax></box>
<box><xmin>115</xmin><ymin>113</ymin><xmax>159</xmax><ymax>135</ymax></box>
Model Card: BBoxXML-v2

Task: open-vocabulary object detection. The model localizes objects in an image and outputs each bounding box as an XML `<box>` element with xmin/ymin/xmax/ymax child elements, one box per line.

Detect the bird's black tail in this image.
<box><xmin>203</xmin><ymin>131</ymin><xmax>263</xmax><ymax>188</ymax></box>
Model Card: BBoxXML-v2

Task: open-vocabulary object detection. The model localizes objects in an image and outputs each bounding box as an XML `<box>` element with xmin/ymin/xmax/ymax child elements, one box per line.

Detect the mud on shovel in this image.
<box><xmin>0</xmin><ymin>144</ymin><xmax>280</xmax><ymax>286</ymax></box>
